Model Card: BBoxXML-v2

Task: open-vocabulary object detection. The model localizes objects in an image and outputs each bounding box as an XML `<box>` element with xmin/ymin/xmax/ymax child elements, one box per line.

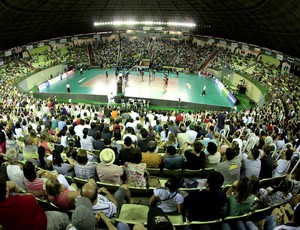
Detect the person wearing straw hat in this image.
<box><xmin>97</xmin><ymin>149</ymin><xmax>124</xmax><ymax>184</ymax></box>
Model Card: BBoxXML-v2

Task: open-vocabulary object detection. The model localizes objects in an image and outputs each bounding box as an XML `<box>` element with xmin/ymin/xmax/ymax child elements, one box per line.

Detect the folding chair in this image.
<box><xmin>115</xmin><ymin>204</ymin><xmax>149</xmax><ymax>225</ymax></box>
<box><xmin>167</xmin><ymin>213</ymin><xmax>186</xmax><ymax>226</ymax></box>
<box><xmin>183</xmin><ymin>169</ymin><xmax>202</xmax><ymax>178</ymax></box>
<box><xmin>73</xmin><ymin>177</ymin><xmax>88</xmax><ymax>188</ymax></box>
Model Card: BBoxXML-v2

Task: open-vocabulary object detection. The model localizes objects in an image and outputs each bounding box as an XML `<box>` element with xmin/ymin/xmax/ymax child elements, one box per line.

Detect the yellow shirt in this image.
<box><xmin>142</xmin><ymin>152</ymin><xmax>162</xmax><ymax>168</ymax></box>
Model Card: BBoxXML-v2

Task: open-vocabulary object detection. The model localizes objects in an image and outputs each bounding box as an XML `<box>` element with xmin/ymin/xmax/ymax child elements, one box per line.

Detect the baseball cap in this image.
<box><xmin>72</xmin><ymin>197</ymin><xmax>95</xmax><ymax>230</ymax></box>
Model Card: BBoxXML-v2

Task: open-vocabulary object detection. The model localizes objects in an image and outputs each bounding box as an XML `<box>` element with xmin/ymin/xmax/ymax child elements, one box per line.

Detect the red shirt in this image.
<box><xmin>0</xmin><ymin>194</ymin><xmax>47</xmax><ymax>230</ymax></box>
<box><xmin>176</xmin><ymin>114</ymin><xmax>184</xmax><ymax>122</ymax></box>
<box><xmin>48</xmin><ymin>188</ymin><xmax>75</xmax><ymax>210</ymax></box>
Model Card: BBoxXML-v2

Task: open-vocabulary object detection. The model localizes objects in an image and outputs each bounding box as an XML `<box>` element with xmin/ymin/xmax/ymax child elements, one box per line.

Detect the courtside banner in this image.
<box><xmin>5</xmin><ymin>50</ymin><xmax>11</xmax><ymax>57</ymax></box>
<box><xmin>215</xmin><ymin>78</ymin><xmax>237</xmax><ymax>105</ymax></box>
<box><xmin>48</xmin><ymin>75</ymin><xmax>60</xmax><ymax>85</ymax></box>
<box><xmin>66</xmin><ymin>69</ymin><xmax>75</xmax><ymax>76</ymax></box>
<box><xmin>38</xmin><ymin>82</ymin><xmax>47</xmax><ymax>91</ymax></box>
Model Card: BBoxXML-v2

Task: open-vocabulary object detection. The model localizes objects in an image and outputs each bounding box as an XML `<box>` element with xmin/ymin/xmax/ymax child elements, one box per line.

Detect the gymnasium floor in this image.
<box><xmin>39</xmin><ymin>69</ymin><xmax>233</xmax><ymax>108</ymax></box>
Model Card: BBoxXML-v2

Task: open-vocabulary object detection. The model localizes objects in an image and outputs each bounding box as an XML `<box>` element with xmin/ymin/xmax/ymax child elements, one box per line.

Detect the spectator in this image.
<box><xmin>5</xmin><ymin>130</ymin><xmax>19</xmax><ymax>153</ymax></box>
<box><xmin>0</xmin><ymin>172</ymin><xmax>69</xmax><ymax>229</ymax></box>
<box><xmin>137</xmin><ymin>128</ymin><xmax>153</xmax><ymax>152</ymax></box>
<box><xmin>259</xmin><ymin>179</ymin><xmax>293</xmax><ymax>206</ymax></box>
<box><xmin>80</xmin><ymin>127</ymin><xmax>95</xmax><ymax>150</ymax></box>
<box><xmin>273</xmin><ymin>202</ymin><xmax>300</xmax><ymax>230</ymax></box>
<box><xmin>183</xmin><ymin>141</ymin><xmax>206</xmax><ymax>170</ymax></box>
<box><xmin>163</xmin><ymin>145</ymin><xmax>184</xmax><ymax>170</ymax></box>
<box><xmin>118</xmin><ymin>136</ymin><xmax>134</xmax><ymax>165</ymax></box>
<box><xmin>215</xmin><ymin>148</ymin><xmax>242</xmax><ymax>185</ymax></box>
<box><xmin>97</xmin><ymin>149</ymin><xmax>124</xmax><ymax>184</ymax></box>
<box><xmin>124</xmin><ymin>148</ymin><xmax>147</xmax><ymax>187</ymax></box>
<box><xmin>142</xmin><ymin>141</ymin><xmax>162</xmax><ymax>168</ymax></box>
<box><xmin>185</xmin><ymin>171</ymin><xmax>227</xmax><ymax>221</ymax></box>
<box><xmin>23</xmin><ymin>161</ymin><xmax>47</xmax><ymax>197</ymax></box>
<box><xmin>52</xmin><ymin>149</ymin><xmax>75</xmax><ymax>177</ymax></box>
<box><xmin>37</xmin><ymin>146</ymin><xmax>52</xmax><ymax>170</ymax></box>
<box><xmin>227</xmin><ymin>177</ymin><xmax>256</xmax><ymax>216</ymax></box>
<box><xmin>259</xmin><ymin>144</ymin><xmax>274</xmax><ymax>179</ymax></box>
<box><xmin>74</xmin><ymin>149</ymin><xmax>96</xmax><ymax>180</ymax></box>
<box><xmin>206</xmin><ymin>141</ymin><xmax>221</xmax><ymax>168</ymax></box>
<box><xmin>177</xmin><ymin>126</ymin><xmax>190</xmax><ymax>150</ymax></box>
<box><xmin>241</xmin><ymin>148</ymin><xmax>261</xmax><ymax>178</ymax></box>
<box><xmin>22</xmin><ymin>134</ymin><xmax>38</xmax><ymax>165</ymax></box>
<box><xmin>69</xmin><ymin>196</ymin><xmax>96</xmax><ymax>230</ymax></box>
<box><xmin>273</xmin><ymin>148</ymin><xmax>293</xmax><ymax>177</ymax></box>
<box><xmin>81</xmin><ymin>179</ymin><xmax>137</xmax><ymax>217</ymax></box>
<box><xmin>150</xmin><ymin>175</ymin><xmax>184</xmax><ymax>214</ymax></box>
<box><xmin>38</xmin><ymin>132</ymin><xmax>54</xmax><ymax>156</ymax></box>
<box><xmin>46</xmin><ymin>177</ymin><xmax>80</xmax><ymax>210</ymax></box>
<box><xmin>5</xmin><ymin>148</ymin><xmax>25</xmax><ymax>190</ymax></box>
<box><xmin>93</xmin><ymin>131</ymin><xmax>105</xmax><ymax>151</ymax></box>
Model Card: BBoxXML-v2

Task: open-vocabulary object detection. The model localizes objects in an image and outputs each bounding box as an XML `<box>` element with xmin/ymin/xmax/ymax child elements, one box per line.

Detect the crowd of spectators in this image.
<box><xmin>151</xmin><ymin>39</ymin><xmax>184</xmax><ymax>69</ymax></box>
<box><xmin>93</xmin><ymin>39</ymin><xmax>120</xmax><ymax>67</ymax></box>
<box><xmin>0</xmin><ymin>36</ymin><xmax>299</xmax><ymax>229</ymax></box>
<box><xmin>119</xmin><ymin>37</ymin><xmax>149</xmax><ymax>68</ymax></box>
<box><xmin>174</xmin><ymin>42</ymin><xmax>215</xmax><ymax>72</ymax></box>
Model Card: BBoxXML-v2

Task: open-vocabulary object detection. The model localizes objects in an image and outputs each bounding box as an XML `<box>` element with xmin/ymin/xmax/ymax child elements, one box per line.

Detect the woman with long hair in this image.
<box><xmin>52</xmin><ymin>150</ymin><xmax>74</xmax><ymax>177</ymax></box>
<box><xmin>227</xmin><ymin>177</ymin><xmax>256</xmax><ymax>216</ymax></box>
<box><xmin>80</xmin><ymin>128</ymin><xmax>95</xmax><ymax>150</ymax></box>
<box><xmin>160</xmin><ymin>123</ymin><xmax>170</xmax><ymax>142</ymax></box>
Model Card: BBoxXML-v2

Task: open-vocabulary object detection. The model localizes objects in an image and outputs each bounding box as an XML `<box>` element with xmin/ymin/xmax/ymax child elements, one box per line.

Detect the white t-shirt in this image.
<box><xmin>273</xmin><ymin>159</ymin><xmax>291</xmax><ymax>177</ymax></box>
<box><xmin>154</xmin><ymin>188</ymin><xmax>184</xmax><ymax>213</ymax></box>
<box><xmin>242</xmin><ymin>159</ymin><xmax>261</xmax><ymax>178</ymax></box>
<box><xmin>80</xmin><ymin>136</ymin><xmax>95</xmax><ymax>150</ymax></box>
<box><xmin>7</xmin><ymin>165</ymin><xmax>25</xmax><ymax>190</ymax></box>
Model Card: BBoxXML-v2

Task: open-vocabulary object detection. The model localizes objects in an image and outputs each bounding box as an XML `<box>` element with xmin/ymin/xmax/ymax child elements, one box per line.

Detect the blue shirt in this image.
<box><xmin>163</xmin><ymin>155</ymin><xmax>184</xmax><ymax>170</ymax></box>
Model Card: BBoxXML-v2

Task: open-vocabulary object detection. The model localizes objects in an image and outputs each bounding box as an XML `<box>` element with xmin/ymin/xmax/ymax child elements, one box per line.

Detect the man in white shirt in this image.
<box><xmin>81</xmin><ymin>179</ymin><xmax>129</xmax><ymax>218</ymax></box>
<box><xmin>74</xmin><ymin>119</ymin><xmax>84</xmax><ymax>139</ymax></box>
<box><xmin>5</xmin><ymin>149</ymin><xmax>25</xmax><ymax>190</ymax></box>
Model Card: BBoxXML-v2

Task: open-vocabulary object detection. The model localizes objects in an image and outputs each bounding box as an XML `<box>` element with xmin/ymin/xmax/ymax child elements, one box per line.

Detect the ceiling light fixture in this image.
<box><xmin>94</xmin><ymin>21</ymin><xmax>196</xmax><ymax>28</ymax></box>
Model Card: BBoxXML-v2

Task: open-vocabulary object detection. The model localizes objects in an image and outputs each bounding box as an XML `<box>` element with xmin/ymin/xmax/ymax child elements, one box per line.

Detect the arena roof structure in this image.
<box><xmin>0</xmin><ymin>0</ymin><xmax>299</xmax><ymax>57</ymax></box>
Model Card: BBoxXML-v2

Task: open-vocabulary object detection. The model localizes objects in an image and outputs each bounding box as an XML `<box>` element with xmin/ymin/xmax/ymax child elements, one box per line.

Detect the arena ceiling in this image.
<box><xmin>0</xmin><ymin>0</ymin><xmax>299</xmax><ymax>57</ymax></box>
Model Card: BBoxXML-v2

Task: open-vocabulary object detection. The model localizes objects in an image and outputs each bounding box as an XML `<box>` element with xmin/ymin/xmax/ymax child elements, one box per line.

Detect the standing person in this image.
<box><xmin>141</xmin><ymin>71</ymin><xmax>144</xmax><ymax>81</ymax></box>
<box><xmin>80</xmin><ymin>67</ymin><xmax>83</xmax><ymax>74</ymax></box>
<box><xmin>106</xmin><ymin>69</ymin><xmax>108</xmax><ymax>80</ymax></box>
<box><xmin>66</xmin><ymin>83</ymin><xmax>70</xmax><ymax>93</ymax></box>
<box><xmin>201</xmin><ymin>84</ymin><xmax>206</xmax><ymax>96</ymax></box>
<box><xmin>115</xmin><ymin>70</ymin><xmax>118</xmax><ymax>80</ymax></box>
<box><xmin>148</xmin><ymin>71</ymin><xmax>152</xmax><ymax>81</ymax></box>
<box><xmin>152</xmin><ymin>69</ymin><xmax>155</xmax><ymax>78</ymax></box>
<box><xmin>163</xmin><ymin>75</ymin><xmax>168</xmax><ymax>93</ymax></box>
<box><xmin>176</xmin><ymin>69</ymin><xmax>179</xmax><ymax>77</ymax></box>
<box><xmin>216</xmin><ymin>111</ymin><xmax>226</xmax><ymax>131</ymax></box>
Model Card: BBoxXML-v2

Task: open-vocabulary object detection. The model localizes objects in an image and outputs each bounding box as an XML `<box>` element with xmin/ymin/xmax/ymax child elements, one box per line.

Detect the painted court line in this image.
<box><xmin>78</xmin><ymin>78</ymin><xmax>86</xmax><ymax>83</ymax></box>
<box><xmin>186</xmin><ymin>83</ymin><xmax>191</xmax><ymax>89</ymax></box>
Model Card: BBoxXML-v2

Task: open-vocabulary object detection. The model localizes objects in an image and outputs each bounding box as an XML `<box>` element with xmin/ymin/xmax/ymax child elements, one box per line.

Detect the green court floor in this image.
<box><xmin>39</xmin><ymin>68</ymin><xmax>239</xmax><ymax>109</ymax></box>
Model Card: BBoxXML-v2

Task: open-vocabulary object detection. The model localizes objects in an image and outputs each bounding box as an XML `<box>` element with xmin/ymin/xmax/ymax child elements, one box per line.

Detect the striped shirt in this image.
<box><xmin>24</xmin><ymin>178</ymin><xmax>46</xmax><ymax>196</ymax></box>
<box><xmin>92</xmin><ymin>194</ymin><xmax>117</xmax><ymax>218</ymax></box>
